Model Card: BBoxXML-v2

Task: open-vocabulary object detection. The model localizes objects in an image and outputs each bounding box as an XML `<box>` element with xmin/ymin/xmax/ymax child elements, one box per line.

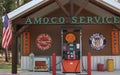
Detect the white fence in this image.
<box><xmin>21</xmin><ymin>56</ymin><xmax>120</xmax><ymax>71</ymax></box>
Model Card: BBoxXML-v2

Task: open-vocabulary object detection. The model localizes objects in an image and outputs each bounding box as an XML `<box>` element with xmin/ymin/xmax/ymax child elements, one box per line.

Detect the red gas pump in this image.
<box><xmin>61</xmin><ymin>27</ymin><xmax>82</xmax><ymax>73</ymax></box>
<box><xmin>62</xmin><ymin>60</ymin><xmax>80</xmax><ymax>72</ymax></box>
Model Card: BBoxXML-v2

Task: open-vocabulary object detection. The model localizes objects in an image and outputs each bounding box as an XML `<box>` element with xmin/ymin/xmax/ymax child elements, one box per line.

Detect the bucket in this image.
<box><xmin>97</xmin><ymin>64</ymin><xmax>104</xmax><ymax>71</ymax></box>
<box><xmin>107</xmin><ymin>59</ymin><xmax>114</xmax><ymax>72</ymax></box>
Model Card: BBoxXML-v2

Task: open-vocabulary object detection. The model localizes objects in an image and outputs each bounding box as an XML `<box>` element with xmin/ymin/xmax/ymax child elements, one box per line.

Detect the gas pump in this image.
<box><xmin>61</xmin><ymin>27</ymin><xmax>82</xmax><ymax>73</ymax></box>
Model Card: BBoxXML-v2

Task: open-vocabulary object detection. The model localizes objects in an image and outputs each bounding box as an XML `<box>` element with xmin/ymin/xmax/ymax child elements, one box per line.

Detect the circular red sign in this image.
<box><xmin>36</xmin><ymin>34</ymin><xmax>53</xmax><ymax>50</ymax></box>
<box><xmin>65</xmin><ymin>33</ymin><xmax>76</xmax><ymax>42</ymax></box>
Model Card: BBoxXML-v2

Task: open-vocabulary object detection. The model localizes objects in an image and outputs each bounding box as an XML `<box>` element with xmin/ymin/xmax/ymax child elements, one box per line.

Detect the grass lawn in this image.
<box><xmin>0</xmin><ymin>65</ymin><xmax>21</xmax><ymax>69</ymax></box>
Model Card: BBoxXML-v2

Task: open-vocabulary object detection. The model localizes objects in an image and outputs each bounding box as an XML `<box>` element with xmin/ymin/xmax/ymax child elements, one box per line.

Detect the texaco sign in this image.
<box><xmin>36</xmin><ymin>34</ymin><xmax>53</xmax><ymax>50</ymax></box>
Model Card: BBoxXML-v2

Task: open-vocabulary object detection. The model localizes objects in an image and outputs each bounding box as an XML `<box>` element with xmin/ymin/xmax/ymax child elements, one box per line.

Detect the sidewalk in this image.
<box><xmin>0</xmin><ymin>69</ymin><xmax>120</xmax><ymax>75</ymax></box>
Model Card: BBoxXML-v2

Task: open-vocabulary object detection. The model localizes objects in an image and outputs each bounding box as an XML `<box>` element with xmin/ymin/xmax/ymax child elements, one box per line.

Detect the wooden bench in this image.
<box><xmin>34</xmin><ymin>61</ymin><xmax>48</xmax><ymax>71</ymax></box>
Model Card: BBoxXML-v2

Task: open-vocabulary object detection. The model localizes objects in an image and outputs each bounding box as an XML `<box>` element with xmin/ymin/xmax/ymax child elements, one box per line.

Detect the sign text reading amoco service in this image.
<box><xmin>25</xmin><ymin>16</ymin><xmax>120</xmax><ymax>24</ymax></box>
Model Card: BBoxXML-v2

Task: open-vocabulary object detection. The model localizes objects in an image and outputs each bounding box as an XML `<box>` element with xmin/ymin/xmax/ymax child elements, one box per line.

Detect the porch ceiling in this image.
<box><xmin>7</xmin><ymin>0</ymin><xmax>120</xmax><ymax>20</ymax></box>
<box><xmin>29</xmin><ymin>0</ymin><xmax>115</xmax><ymax>17</ymax></box>
<box><xmin>9</xmin><ymin>0</ymin><xmax>120</xmax><ymax>29</ymax></box>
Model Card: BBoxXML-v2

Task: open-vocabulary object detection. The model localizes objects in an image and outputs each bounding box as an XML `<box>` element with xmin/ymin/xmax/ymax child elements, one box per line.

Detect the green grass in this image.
<box><xmin>0</xmin><ymin>65</ymin><xmax>21</xmax><ymax>69</ymax></box>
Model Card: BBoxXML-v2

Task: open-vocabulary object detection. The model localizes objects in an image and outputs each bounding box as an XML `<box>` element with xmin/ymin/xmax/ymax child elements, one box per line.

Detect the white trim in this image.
<box><xmin>102</xmin><ymin>0</ymin><xmax>120</xmax><ymax>10</ymax></box>
<box><xmin>96</xmin><ymin>0</ymin><xmax>120</xmax><ymax>13</ymax></box>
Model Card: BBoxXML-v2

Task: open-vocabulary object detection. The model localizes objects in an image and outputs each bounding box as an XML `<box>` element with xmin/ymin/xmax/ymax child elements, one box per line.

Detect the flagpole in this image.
<box><xmin>5</xmin><ymin>48</ymin><xmax>9</xmax><ymax>62</ymax></box>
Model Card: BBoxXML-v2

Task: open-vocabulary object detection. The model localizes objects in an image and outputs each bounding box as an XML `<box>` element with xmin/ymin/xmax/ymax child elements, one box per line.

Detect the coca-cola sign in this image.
<box><xmin>36</xmin><ymin>34</ymin><xmax>53</xmax><ymax>50</ymax></box>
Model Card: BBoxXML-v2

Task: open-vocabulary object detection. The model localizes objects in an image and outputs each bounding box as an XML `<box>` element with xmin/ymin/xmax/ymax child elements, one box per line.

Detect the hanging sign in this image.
<box><xmin>36</xmin><ymin>34</ymin><xmax>53</xmax><ymax>50</ymax></box>
<box><xmin>89</xmin><ymin>33</ymin><xmax>106</xmax><ymax>50</ymax></box>
<box><xmin>65</xmin><ymin>33</ymin><xmax>76</xmax><ymax>42</ymax></box>
<box><xmin>112</xmin><ymin>30</ymin><xmax>119</xmax><ymax>54</ymax></box>
<box><xmin>22</xmin><ymin>32</ymin><xmax>30</xmax><ymax>56</ymax></box>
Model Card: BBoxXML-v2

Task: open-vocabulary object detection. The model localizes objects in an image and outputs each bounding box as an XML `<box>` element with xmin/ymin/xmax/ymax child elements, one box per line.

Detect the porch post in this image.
<box><xmin>11</xmin><ymin>25</ymin><xmax>18</xmax><ymax>74</ymax></box>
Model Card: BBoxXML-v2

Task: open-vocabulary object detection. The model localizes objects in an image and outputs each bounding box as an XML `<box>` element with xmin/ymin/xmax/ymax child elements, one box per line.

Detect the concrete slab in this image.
<box><xmin>92</xmin><ymin>71</ymin><xmax>120</xmax><ymax>75</ymax></box>
<box><xmin>0</xmin><ymin>70</ymin><xmax>120</xmax><ymax>75</ymax></box>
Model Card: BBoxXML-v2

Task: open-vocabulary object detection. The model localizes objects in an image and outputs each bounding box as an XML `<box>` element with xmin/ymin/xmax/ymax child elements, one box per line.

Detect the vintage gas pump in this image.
<box><xmin>61</xmin><ymin>27</ymin><xmax>82</xmax><ymax>73</ymax></box>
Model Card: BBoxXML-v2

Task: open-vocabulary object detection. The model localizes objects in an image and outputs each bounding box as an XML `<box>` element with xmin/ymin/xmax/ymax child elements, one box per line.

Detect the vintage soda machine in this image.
<box><xmin>61</xmin><ymin>27</ymin><xmax>82</xmax><ymax>73</ymax></box>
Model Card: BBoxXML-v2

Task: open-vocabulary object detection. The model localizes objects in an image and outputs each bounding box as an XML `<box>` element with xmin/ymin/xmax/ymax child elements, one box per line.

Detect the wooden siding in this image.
<box><xmin>25</xmin><ymin>24</ymin><xmax>115</xmax><ymax>56</ymax></box>
<box><xmin>20</xmin><ymin>4</ymin><xmax>116</xmax><ymax>56</ymax></box>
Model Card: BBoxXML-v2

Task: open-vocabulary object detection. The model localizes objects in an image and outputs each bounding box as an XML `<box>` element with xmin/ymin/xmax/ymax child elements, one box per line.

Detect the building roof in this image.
<box><xmin>102</xmin><ymin>0</ymin><xmax>120</xmax><ymax>10</ymax></box>
<box><xmin>96</xmin><ymin>0</ymin><xmax>120</xmax><ymax>13</ymax></box>
<box><xmin>7</xmin><ymin>0</ymin><xmax>49</xmax><ymax>20</ymax></box>
<box><xmin>6</xmin><ymin>0</ymin><xmax>120</xmax><ymax>21</ymax></box>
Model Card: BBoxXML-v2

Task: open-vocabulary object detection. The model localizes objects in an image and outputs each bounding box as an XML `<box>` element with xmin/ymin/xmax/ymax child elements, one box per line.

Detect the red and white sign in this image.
<box><xmin>36</xmin><ymin>34</ymin><xmax>53</xmax><ymax>50</ymax></box>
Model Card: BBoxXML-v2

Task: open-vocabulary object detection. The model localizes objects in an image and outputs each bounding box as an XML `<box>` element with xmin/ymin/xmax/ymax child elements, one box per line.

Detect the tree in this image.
<box><xmin>0</xmin><ymin>0</ymin><xmax>16</xmax><ymax>62</ymax></box>
<box><xmin>16</xmin><ymin>0</ymin><xmax>31</xmax><ymax>7</ymax></box>
<box><xmin>24</xmin><ymin>0</ymin><xmax>31</xmax><ymax>4</ymax></box>
<box><xmin>0</xmin><ymin>0</ymin><xmax>31</xmax><ymax>62</ymax></box>
<box><xmin>0</xmin><ymin>0</ymin><xmax>5</xmax><ymax>49</ymax></box>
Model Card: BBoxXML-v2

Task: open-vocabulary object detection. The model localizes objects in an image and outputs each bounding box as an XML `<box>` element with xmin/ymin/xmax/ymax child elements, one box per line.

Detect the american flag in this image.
<box><xmin>2</xmin><ymin>14</ymin><xmax>12</xmax><ymax>50</ymax></box>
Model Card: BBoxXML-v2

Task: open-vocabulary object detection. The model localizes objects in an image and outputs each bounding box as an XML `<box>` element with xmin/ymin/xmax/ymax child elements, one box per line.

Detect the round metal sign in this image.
<box><xmin>65</xmin><ymin>33</ymin><xmax>76</xmax><ymax>42</ymax></box>
<box><xmin>89</xmin><ymin>33</ymin><xmax>106</xmax><ymax>50</ymax></box>
<box><xmin>36</xmin><ymin>34</ymin><xmax>53</xmax><ymax>50</ymax></box>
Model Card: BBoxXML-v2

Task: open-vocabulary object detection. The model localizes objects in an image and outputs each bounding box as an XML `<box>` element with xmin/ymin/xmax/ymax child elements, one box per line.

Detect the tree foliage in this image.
<box><xmin>3</xmin><ymin>0</ymin><xmax>16</xmax><ymax>13</ymax></box>
<box><xmin>0</xmin><ymin>0</ymin><xmax>31</xmax><ymax>49</ymax></box>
